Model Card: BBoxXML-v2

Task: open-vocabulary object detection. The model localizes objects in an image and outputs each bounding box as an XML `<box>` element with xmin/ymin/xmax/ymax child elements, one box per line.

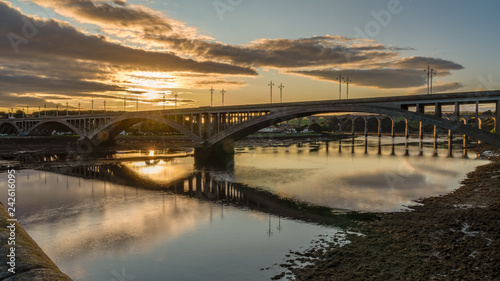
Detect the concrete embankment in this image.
<box><xmin>0</xmin><ymin>203</ymin><xmax>72</xmax><ymax>281</ymax></box>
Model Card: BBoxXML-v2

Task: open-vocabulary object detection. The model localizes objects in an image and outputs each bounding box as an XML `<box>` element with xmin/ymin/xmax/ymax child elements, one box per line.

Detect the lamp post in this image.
<box><xmin>66</xmin><ymin>102</ymin><xmax>69</xmax><ymax>116</ymax></box>
<box><xmin>123</xmin><ymin>95</ymin><xmax>126</xmax><ymax>112</ymax></box>
<box><xmin>336</xmin><ymin>74</ymin><xmax>344</xmax><ymax>99</ymax></box>
<box><xmin>26</xmin><ymin>106</ymin><xmax>29</xmax><ymax>117</ymax></box>
<box><xmin>278</xmin><ymin>83</ymin><xmax>284</xmax><ymax>103</ymax></box>
<box><xmin>209</xmin><ymin>86</ymin><xmax>214</xmax><ymax>106</ymax></box>
<box><xmin>174</xmin><ymin>93</ymin><xmax>179</xmax><ymax>109</ymax></box>
<box><xmin>162</xmin><ymin>93</ymin><xmax>166</xmax><ymax>110</ymax></box>
<box><xmin>56</xmin><ymin>105</ymin><xmax>58</xmax><ymax>116</ymax></box>
<box><xmin>44</xmin><ymin>104</ymin><xmax>46</xmax><ymax>117</ymax></box>
<box><xmin>221</xmin><ymin>89</ymin><xmax>226</xmax><ymax>106</ymax></box>
<box><xmin>91</xmin><ymin>99</ymin><xmax>94</xmax><ymax>114</ymax></box>
<box><xmin>424</xmin><ymin>65</ymin><xmax>436</xmax><ymax>95</ymax></box>
<box><xmin>430</xmin><ymin>69</ymin><xmax>436</xmax><ymax>94</ymax></box>
<box><xmin>38</xmin><ymin>106</ymin><xmax>41</xmax><ymax>117</ymax></box>
<box><xmin>136</xmin><ymin>97</ymin><xmax>139</xmax><ymax>111</ymax></box>
<box><xmin>78</xmin><ymin>103</ymin><xmax>81</xmax><ymax>115</ymax></box>
<box><xmin>103</xmin><ymin>100</ymin><xmax>106</xmax><ymax>113</ymax></box>
<box><xmin>268</xmin><ymin>81</ymin><xmax>274</xmax><ymax>103</ymax></box>
<box><xmin>345</xmin><ymin>76</ymin><xmax>352</xmax><ymax>99</ymax></box>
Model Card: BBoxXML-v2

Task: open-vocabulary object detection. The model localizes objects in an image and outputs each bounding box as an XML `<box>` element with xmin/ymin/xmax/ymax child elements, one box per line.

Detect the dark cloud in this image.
<box><xmin>291</xmin><ymin>68</ymin><xmax>426</xmax><ymax>89</ymax></box>
<box><xmin>33</xmin><ymin>0</ymin><xmax>173</xmax><ymax>35</ymax></box>
<box><xmin>0</xmin><ymin>2</ymin><xmax>257</xmax><ymax>75</ymax></box>
<box><xmin>149</xmin><ymin>35</ymin><xmax>402</xmax><ymax>69</ymax></box>
<box><xmin>395</xmin><ymin>56</ymin><xmax>464</xmax><ymax>72</ymax></box>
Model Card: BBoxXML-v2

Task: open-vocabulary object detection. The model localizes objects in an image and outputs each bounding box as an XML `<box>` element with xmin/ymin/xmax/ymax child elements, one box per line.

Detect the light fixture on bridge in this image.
<box><xmin>268</xmin><ymin>80</ymin><xmax>274</xmax><ymax>104</ymax></box>
<box><xmin>424</xmin><ymin>65</ymin><xmax>437</xmax><ymax>95</ymax></box>
<box><xmin>209</xmin><ymin>86</ymin><xmax>215</xmax><ymax>106</ymax></box>
<box><xmin>337</xmin><ymin>74</ymin><xmax>344</xmax><ymax>100</ymax></box>
<box><xmin>221</xmin><ymin>89</ymin><xmax>226</xmax><ymax>106</ymax></box>
<box><xmin>91</xmin><ymin>99</ymin><xmax>94</xmax><ymax>114</ymax></box>
<box><xmin>278</xmin><ymin>83</ymin><xmax>284</xmax><ymax>103</ymax></box>
<box><xmin>174</xmin><ymin>93</ymin><xmax>179</xmax><ymax>109</ymax></box>
<box><xmin>344</xmin><ymin>76</ymin><xmax>352</xmax><ymax>99</ymax></box>
<box><xmin>162</xmin><ymin>93</ymin><xmax>166</xmax><ymax>110</ymax></box>
<box><xmin>103</xmin><ymin>100</ymin><xmax>106</xmax><ymax>113</ymax></box>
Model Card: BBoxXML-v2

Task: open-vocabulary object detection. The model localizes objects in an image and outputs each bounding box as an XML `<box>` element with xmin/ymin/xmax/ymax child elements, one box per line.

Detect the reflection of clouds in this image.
<box><xmin>234</xmin><ymin>144</ymin><xmax>485</xmax><ymax>212</ymax></box>
<box><xmin>235</xmin><ymin>166</ymin><xmax>316</xmax><ymax>186</ymax></box>
<box><xmin>340</xmin><ymin>173</ymin><xmax>426</xmax><ymax>189</ymax></box>
<box><xmin>27</xmin><ymin>187</ymin><xmax>208</xmax><ymax>264</ymax></box>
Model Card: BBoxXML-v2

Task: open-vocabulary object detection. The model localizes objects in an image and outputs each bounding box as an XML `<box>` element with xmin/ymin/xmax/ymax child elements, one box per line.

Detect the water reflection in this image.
<box><xmin>0</xmin><ymin>136</ymin><xmax>487</xmax><ymax>281</ymax></box>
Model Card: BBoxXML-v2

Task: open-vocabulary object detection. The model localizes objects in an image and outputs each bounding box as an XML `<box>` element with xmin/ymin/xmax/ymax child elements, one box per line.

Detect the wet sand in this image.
<box><xmin>280</xmin><ymin>144</ymin><xmax>500</xmax><ymax>280</ymax></box>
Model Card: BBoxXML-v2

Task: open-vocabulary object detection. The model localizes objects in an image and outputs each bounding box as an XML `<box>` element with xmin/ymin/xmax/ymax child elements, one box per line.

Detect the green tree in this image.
<box><xmin>309</xmin><ymin>123</ymin><xmax>323</xmax><ymax>133</ymax></box>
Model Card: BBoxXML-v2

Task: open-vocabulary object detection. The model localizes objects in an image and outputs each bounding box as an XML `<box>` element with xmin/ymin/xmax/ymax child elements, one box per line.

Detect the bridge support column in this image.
<box><xmin>405</xmin><ymin>119</ymin><xmax>409</xmax><ymax>139</ymax></box>
<box><xmin>377</xmin><ymin>119</ymin><xmax>382</xmax><ymax>138</ymax></box>
<box><xmin>419</xmin><ymin>122</ymin><xmax>423</xmax><ymax>139</ymax></box>
<box><xmin>194</xmin><ymin>140</ymin><xmax>235</xmax><ymax>171</ymax></box>
<box><xmin>364</xmin><ymin>118</ymin><xmax>368</xmax><ymax>137</ymax></box>
<box><xmin>391</xmin><ymin>118</ymin><xmax>395</xmax><ymax>138</ymax></box>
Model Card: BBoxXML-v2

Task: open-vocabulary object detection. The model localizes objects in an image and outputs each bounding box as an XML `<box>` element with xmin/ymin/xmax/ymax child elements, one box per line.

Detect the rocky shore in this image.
<box><xmin>280</xmin><ymin>144</ymin><xmax>500</xmax><ymax>280</ymax></box>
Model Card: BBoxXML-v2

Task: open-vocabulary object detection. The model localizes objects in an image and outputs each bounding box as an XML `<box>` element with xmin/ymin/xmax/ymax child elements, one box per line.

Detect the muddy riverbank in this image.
<box><xmin>280</xmin><ymin>144</ymin><xmax>500</xmax><ymax>280</ymax></box>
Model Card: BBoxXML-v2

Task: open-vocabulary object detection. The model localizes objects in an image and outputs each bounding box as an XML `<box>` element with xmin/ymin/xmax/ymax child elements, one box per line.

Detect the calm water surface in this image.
<box><xmin>0</xmin><ymin>137</ymin><xmax>487</xmax><ymax>281</ymax></box>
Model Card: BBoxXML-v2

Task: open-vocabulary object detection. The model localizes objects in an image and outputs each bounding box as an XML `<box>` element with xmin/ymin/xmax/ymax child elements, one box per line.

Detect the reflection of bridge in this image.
<box><xmin>1</xmin><ymin>91</ymin><xmax>499</xmax><ymax>152</ymax></box>
<box><xmin>36</xmin><ymin>163</ymin><xmax>357</xmax><ymax>226</ymax></box>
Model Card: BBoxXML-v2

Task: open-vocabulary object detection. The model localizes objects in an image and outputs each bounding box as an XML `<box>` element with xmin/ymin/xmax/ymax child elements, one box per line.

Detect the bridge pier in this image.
<box><xmin>194</xmin><ymin>140</ymin><xmax>235</xmax><ymax>171</ymax></box>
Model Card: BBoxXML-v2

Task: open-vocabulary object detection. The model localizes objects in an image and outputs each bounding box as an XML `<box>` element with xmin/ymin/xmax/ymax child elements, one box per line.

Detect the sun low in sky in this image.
<box><xmin>1</xmin><ymin>0</ymin><xmax>499</xmax><ymax>112</ymax></box>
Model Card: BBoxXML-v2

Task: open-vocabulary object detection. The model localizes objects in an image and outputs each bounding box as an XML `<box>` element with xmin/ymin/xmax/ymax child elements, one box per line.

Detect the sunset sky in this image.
<box><xmin>1</xmin><ymin>0</ymin><xmax>499</xmax><ymax>112</ymax></box>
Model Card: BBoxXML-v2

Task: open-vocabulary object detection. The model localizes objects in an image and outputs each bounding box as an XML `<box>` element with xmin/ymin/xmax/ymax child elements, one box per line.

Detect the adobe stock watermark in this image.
<box><xmin>213</xmin><ymin>0</ymin><xmax>244</xmax><ymax>21</ymax></box>
<box><xmin>7</xmin><ymin>7</ymin><xmax>56</xmax><ymax>54</ymax></box>
<box><xmin>354</xmin><ymin>0</ymin><xmax>409</xmax><ymax>39</ymax></box>
<box><xmin>110</xmin><ymin>267</ymin><xmax>136</xmax><ymax>281</ymax></box>
<box><xmin>476</xmin><ymin>74</ymin><xmax>500</xmax><ymax>91</ymax></box>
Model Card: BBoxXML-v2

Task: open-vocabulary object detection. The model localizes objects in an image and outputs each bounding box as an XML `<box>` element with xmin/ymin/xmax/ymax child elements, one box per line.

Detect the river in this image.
<box><xmin>0</xmin><ymin>136</ymin><xmax>488</xmax><ymax>280</ymax></box>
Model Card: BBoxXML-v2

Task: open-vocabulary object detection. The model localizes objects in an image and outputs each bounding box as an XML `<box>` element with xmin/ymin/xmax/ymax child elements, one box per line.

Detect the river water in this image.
<box><xmin>0</xmin><ymin>136</ymin><xmax>488</xmax><ymax>280</ymax></box>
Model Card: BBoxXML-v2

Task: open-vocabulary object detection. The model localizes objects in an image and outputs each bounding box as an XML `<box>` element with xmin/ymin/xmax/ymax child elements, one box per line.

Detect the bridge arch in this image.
<box><xmin>0</xmin><ymin>122</ymin><xmax>21</xmax><ymax>135</ymax></box>
<box><xmin>85</xmin><ymin>112</ymin><xmax>204</xmax><ymax>145</ymax></box>
<box><xmin>24</xmin><ymin>120</ymin><xmax>82</xmax><ymax>136</ymax></box>
<box><xmin>206</xmin><ymin>104</ymin><xmax>500</xmax><ymax>147</ymax></box>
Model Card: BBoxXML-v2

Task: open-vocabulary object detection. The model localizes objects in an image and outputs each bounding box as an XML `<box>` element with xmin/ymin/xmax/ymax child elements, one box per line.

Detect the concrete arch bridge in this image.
<box><xmin>1</xmin><ymin>91</ymin><xmax>499</xmax><ymax>158</ymax></box>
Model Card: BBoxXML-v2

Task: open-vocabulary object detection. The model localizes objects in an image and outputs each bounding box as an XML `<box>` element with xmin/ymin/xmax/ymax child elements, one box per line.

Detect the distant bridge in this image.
<box><xmin>1</xmin><ymin>91</ymin><xmax>499</xmax><ymax>152</ymax></box>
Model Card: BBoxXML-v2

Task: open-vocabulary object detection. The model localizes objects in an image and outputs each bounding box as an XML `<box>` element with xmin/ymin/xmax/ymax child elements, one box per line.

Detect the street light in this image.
<box><xmin>424</xmin><ymin>65</ymin><xmax>436</xmax><ymax>95</ymax></box>
<box><xmin>38</xmin><ymin>106</ymin><xmax>41</xmax><ymax>117</ymax></box>
<box><xmin>66</xmin><ymin>102</ymin><xmax>69</xmax><ymax>116</ymax></box>
<box><xmin>56</xmin><ymin>105</ymin><xmax>58</xmax><ymax>116</ymax></box>
<box><xmin>44</xmin><ymin>104</ymin><xmax>46</xmax><ymax>117</ymax></box>
<box><xmin>103</xmin><ymin>100</ymin><xmax>106</xmax><ymax>113</ymax></box>
<box><xmin>174</xmin><ymin>93</ymin><xmax>179</xmax><ymax>109</ymax></box>
<box><xmin>336</xmin><ymin>74</ymin><xmax>344</xmax><ymax>99</ymax></box>
<box><xmin>278</xmin><ymin>83</ymin><xmax>284</xmax><ymax>103</ymax></box>
<box><xmin>209</xmin><ymin>86</ymin><xmax>215</xmax><ymax>106</ymax></box>
<box><xmin>345</xmin><ymin>76</ymin><xmax>352</xmax><ymax>99</ymax></box>
<box><xmin>78</xmin><ymin>103</ymin><xmax>81</xmax><ymax>115</ymax></box>
<box><xmin>91</xmin><ymin>99</ymin><xmax>94</xmax><ymax>114</ymax></box>
<box><xmin>162</xmin><ymin>93</ymin><xmax>166</xmax><ymax>110</ymax></box>
<box><xmin>221</xmin><ymin>89</ymin><xmax>226</xmax><ymax>106</ymax></box>
<box><xmin>268</xmin><ymin>81</ymin><xmax>274</xmax><ymax>103</ymax></box>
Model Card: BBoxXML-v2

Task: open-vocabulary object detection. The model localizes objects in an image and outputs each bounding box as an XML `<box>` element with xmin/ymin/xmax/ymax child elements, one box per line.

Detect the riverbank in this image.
<box><xmin>281</xmin><ymin>144</ymin><xmax>500</xmax><ymax>280</ymax></box>
<box><xmin>0</xmin><ymin>204</ymin><xmax>72</xmax><ymax>281</ymax></box>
